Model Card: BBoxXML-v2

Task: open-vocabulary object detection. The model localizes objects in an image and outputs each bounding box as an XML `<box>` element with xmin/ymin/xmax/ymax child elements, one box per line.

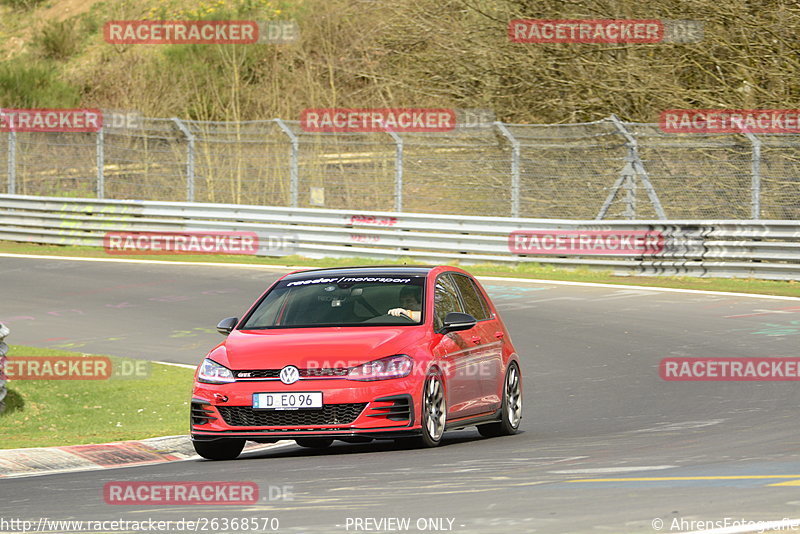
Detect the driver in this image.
<box><xmin>388</xmin><ymin>286</ymin><xmax>422</xmax><ymax>322</ymax></box>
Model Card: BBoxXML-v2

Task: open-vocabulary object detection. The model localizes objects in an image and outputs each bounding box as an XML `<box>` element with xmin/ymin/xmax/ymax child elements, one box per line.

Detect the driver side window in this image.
<box><xmin>433</xmin><ymin>274</ymin><xmax>464</xmax><ymax>331</ymax></box>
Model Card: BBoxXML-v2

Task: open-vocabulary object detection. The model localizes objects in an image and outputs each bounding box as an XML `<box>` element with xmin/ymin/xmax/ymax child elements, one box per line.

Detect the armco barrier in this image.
<box><xmin>0</xmin><ymin>322</ymin><xmax>8</xmax><ymax>414</ymax></box>
<box><xmin>0</xmin><ymin>194</ymin><xmax>798</xmax><ymax>280</ymax></box>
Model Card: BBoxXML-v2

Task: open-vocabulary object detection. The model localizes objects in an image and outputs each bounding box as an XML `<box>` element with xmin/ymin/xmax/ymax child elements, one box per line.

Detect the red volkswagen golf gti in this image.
<box><xmin>190</xmin><ymin>266</ymin><xmax>522</xmax><ymax>460</ymax></box>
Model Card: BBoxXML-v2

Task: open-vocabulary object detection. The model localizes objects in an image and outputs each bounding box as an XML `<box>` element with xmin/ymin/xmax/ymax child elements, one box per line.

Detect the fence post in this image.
<box><xmin>96</xmin><ymin>128</ymin><xmax>105</xmax><ymax>199</ymax></box>
<box><xmin>7</xmin><ymin>130</ymin><xmax>16</xmax><ymax>195</ymax></box>
<box><xmin>624</xmin><ymin>172</ymin><xmax>637</xmax><ymax>219</ymax></box>
<box><xmin>744</xmin><ymin>132</ymin><xmax>761</xmax><ymax>219</ymax></box>
<box><xmin>608</xmin><ymin>115</ymin><xmax>666</xmax><ymax>219</ymax></box>
<box><xmin>386</xmin><ymin>131</ymin><xmax>404</xmax><ymax>211</ymax></box>
<box><xmin>275</xmin><ymin>119</ymin><xmax>299</xmax><ymax>208</ymax></box>
<box><xmin>494</xmin><ymin>122</ymin><xmax>520</xmax><ymax>218</ymax></box>
<box><xmin>0</xmin><ymin>323</ymin><xmax>9</xmax><ymax>414</ymax></box>
<box><xmin>172</xmin><ymin>118</ymin><xmax>195</xmax><ymax>202</ymax></box>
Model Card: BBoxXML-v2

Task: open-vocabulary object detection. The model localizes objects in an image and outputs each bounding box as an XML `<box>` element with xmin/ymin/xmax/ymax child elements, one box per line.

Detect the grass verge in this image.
<box><xmin>1</xmin><ymin>240</ymin><xmax>799</xmax><ymax>297</ymax></box>
<box><xmin>0</xmin><ymin>345</ymin><xmax>194</xmax><ymax>449</ymax></box>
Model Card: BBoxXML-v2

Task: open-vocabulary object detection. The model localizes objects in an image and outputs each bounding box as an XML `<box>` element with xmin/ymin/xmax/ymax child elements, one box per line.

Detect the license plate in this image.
<box><xmin>252</xmin><ymin>392</ymin><xmax>323</xmax><ymax>410</ymax></box>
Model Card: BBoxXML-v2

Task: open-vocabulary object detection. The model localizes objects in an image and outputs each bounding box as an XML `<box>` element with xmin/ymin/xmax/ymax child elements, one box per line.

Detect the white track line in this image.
<box><xmin>2</xmin><ymin>252</ymin><xmax>798</xmax><ymax>301</ymax></box>
<box><xmin>0</xmin><ymin>252</ymin><xmax>304</xmax><ymax>270</ymax></box>
<box><xmin>152</xmin><ymin>360</ymin><xmax>197</xmax><ymax>370</ymax></box>
<box><xmin>477</xmin><ymin>275</ymin><xmax>800</xmax><ymax>301</ymax></box>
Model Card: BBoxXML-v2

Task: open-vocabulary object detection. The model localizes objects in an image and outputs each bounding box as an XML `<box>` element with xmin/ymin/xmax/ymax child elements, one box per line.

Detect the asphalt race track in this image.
<box><xmin>1</xmin><ymin>255</ymin><xmax>799</xmax><ymax>533</ymax></box>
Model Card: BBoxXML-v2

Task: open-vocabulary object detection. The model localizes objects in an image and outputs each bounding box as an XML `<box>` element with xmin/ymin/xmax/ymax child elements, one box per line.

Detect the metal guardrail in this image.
<box><xmin>0</xmin><ymin>323</ymin><xmax>8</xmax><ymax>414</ymax></box>
<box><xmin>0</xmin><ymin>194</ymin><xmax>798</xmax><ymax>280</ymax></box>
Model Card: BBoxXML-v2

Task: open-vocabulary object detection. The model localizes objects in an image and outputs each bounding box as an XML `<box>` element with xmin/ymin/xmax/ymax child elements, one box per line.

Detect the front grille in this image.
<box><xmin>303</xmin><ymin>368</ymin><xmax>349</xmax><ymax>377</ymax></box>
<box><xmin>217</xmin><ymin>403</ymin><xmax>367</xmax><ymax>427</ymax></box>
<box><xmin>234</xmin><ymin>368</ymin><xmax>349</xmax><ymax>379</ymax></box>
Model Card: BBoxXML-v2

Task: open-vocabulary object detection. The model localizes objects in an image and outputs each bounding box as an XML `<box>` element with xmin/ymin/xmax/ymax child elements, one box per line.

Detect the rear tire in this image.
<box><xmin>478</xmin><ymin>362</ymin><xmax>522</xmax><ymax>438</ymax></box>
<box><xmin>295</xmin><ymin>438</ymin><xmax>334</xmax><ymax>449</ymax></box>
<box><xmin>192</xmin><ymin>439</ymin><xmax>245</xmax><ymax>460</ymax></box>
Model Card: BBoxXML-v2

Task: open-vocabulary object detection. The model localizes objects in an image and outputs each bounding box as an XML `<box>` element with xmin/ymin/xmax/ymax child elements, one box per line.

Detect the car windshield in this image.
<box><xmin>241</xmin><ymin>274</ymin><xmax>426</xmax><ymax>329</ymax></box>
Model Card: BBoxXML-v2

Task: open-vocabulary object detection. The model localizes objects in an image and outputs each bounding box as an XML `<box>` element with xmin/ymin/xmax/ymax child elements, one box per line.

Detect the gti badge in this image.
<box><xmin>279</xmin><ymin>365</ymin><xmax>300</xmax><ymax>385</ymax></box>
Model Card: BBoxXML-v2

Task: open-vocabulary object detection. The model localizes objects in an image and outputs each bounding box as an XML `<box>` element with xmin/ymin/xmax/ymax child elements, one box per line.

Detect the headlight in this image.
<box><xmin>347</xmin><ymin>355</ymin><xmax>413</xmax><ymax>381</ymax></box>
<box><xmin>197</xmin><ymin>358</ymin><xmax>236</xmax><ymax>384</ymax></box>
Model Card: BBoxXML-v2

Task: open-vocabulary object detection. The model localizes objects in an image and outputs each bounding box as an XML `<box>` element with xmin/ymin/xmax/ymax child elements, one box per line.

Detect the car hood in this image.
<box><xmin>212</xmin><ymin>326</ymin><xmax>428</xmax><ymax>370</ymax></box>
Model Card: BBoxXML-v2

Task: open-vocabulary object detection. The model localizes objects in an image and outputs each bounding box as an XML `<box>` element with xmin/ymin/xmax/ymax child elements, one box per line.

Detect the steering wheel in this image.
<box><xmin>385</xmin><ymin>311</ymin><xmax>416</xmax><ymax>322</ymax></box>
<box><xmin>361</xmin><ymin>313</ymin><xmax>415</xmax><ymax>324</ymax></box>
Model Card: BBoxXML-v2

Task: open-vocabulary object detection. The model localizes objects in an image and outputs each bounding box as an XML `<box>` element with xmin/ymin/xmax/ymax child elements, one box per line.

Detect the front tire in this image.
<box><xmin>404</xmin><ymin>371</ymin><xmax>446</xmax><ymax>448</ymax></box>
<box><xmin>192</xmin><ymin>438</ymin><xmax>245</xmax><ymax>460</ymax></box>
<box><xmin>478</xmin><ymin>362</ymin><xmax>522</xmax><ymax>438</ymax></box>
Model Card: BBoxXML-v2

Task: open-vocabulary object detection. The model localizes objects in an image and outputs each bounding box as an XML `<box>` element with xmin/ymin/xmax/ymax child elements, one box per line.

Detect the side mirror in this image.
<box><xmin>442</xmin><ymin>312</ymin><xmax>477</xmax><ymax>333</ymax></box>
<box><xmin>216</xmin><ymin>317</ymin><xmax>238</xmax><ymax>335</ymax></box>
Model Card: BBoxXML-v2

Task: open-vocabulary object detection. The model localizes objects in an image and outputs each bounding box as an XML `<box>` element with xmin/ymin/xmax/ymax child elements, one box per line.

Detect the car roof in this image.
<box><xmin>282</xmin><ymin>265</ymin><xmax>438</xmax><ymax>280</ymax></box>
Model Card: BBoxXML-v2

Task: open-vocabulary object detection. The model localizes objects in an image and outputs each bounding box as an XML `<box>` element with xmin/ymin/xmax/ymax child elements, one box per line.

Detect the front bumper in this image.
<box><xmin>190</xmin><ymin>377</ymin><xmax>419</xmax><ymax>441</ymax></box>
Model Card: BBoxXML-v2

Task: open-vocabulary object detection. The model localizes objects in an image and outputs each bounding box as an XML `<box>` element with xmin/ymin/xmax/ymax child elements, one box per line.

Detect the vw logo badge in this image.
<box><xmin>279</xmin><ymin>365</ymin><xmax>300</xmax><ymax>385</ymax></box>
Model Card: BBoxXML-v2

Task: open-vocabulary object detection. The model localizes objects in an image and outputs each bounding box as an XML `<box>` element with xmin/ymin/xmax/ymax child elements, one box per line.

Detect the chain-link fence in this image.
<box><xmin>2</xmin><ymin>115</ymin><xmax>799</xmax><ymax>219</ymax></box>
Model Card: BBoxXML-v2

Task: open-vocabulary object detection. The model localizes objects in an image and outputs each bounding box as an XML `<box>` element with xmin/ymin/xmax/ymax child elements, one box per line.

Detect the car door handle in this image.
<box><xmin>495</xmin><ymin>331</ymin><xmax>505</xmax><ymax>339</ymax></box>
<box><xmin>471</xmin><ymin>336</ymin><xmax>481</xmax><ymax>345</ymax></box>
